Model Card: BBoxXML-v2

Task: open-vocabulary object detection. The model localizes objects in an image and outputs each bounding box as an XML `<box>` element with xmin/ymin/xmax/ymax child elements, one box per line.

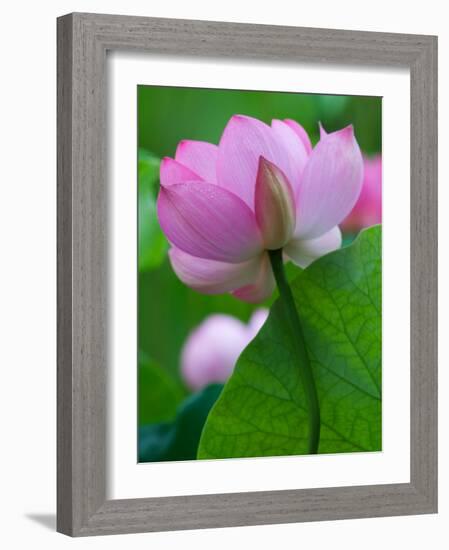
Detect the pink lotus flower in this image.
<box><xmin>181</xmin><ymin>309</ymin><xmax>268</xmax><ymax>390</ymax></box>
<box><xmin>340</xmin><ymin>155</ymin><xmax>382</xmax><ymax>234</ymax></box>
<box><xmin>157</xmin><ymin>115</ymin><xmax>363</xmax><ymax>303</ymax></box>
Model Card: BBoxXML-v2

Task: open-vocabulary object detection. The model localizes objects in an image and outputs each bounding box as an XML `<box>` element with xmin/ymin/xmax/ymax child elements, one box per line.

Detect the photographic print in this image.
<box><xmin>137</xmin><ymin>86</ymin><xmax>382</xmax><ymax>463</ymax></box>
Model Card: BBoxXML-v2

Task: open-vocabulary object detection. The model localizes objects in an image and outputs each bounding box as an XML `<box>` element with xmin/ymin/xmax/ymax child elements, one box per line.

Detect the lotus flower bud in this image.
<box><xmin>255</xmin><ymin>156</ymin><xmax>296</xmax><ymax>250</ymax></box>
<box><xmin>181</xmin><ymin>310</ymin><xmax>269</xmax><ymax>390</ymax></box>
<box><xmin>340</xmin><ymin>155</ymin><xmax>382</xmax><ymax>234</ymax></box>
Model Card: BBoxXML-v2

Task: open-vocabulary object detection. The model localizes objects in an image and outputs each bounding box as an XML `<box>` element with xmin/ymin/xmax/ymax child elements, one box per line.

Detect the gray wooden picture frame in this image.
<box><xmin>57</xmin><ymin>12</ymin><xmax>438</xmax><ymax>537</ymax></box>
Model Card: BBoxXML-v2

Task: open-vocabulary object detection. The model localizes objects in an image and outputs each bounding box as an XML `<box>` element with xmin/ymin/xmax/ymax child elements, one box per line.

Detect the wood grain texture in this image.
<box><xmin>57</xmin><ymin>13</ymin><xmax>74</xmax><ymax>536</ymax></box>
<box><xmin>57</xmin><ymin>12</ymin><xmax>438</xmax><ymax>536</ymax></box>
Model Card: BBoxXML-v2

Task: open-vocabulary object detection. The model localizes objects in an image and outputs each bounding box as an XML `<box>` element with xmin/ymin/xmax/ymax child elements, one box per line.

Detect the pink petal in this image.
<box><xmin>271</xmin><ymin>119</ymin><xmax>309</xmax><ymax>191</ymax></box>
<box><xmin>233</xmin><ymin>252</ymin><xmax>275</xmax><ymax>303</ymax></box>
<box><xmin>295</xmin><ymin>125</ymin><xmax>363</xmax><ymax>240</ymax></box>
<box><xmin>318</xmin><ymin>122</ymin><xmax>328</xmax><ymax>140</ymax></box>
<box><xmin>181</xmin><ymin>314</ymin><xmax>250</xmax><ymax>390</ymax></box>
<box><xmin>160</xmin><ymin>157</ymin><xmax>201</xmax><ymax>186</ymax></box>
<box><xmin>168</xmin><ymin>247</ymin><xmax>263</xmax><ymax>294</ymax></box>
<box><xmin>283</xmin><ymin>119</ymin><xmax>313</xmax><ymax>154</ymax></box>
<box><xmin>284</xmin><ymin>226</ymin><xmax>342</xmax><ymax>268</ymax></box>
<box><xmin>217</xmin><ymin>115</ymin><xmax>295</xmax><ymax>208</ymax></box>
<box><xmin>175</xmin><ymin>140</ymin><xmax>218</xmax><ymax>183</ymax></box>
<box><xmin>255</xmin><ymin>156</ymin><xmax>296</xmax><ymax>249</ymax></box>
<box><xmin>157</xmin><ymin>181</ymin><xmax>262</xmax><ymax>263</ymax></box>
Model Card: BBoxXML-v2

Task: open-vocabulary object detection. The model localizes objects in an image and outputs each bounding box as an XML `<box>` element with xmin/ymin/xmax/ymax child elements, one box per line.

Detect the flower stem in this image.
<box><xmin>268</xmin><ymin>249</ymin><xmax>321</xmax><ymax>454</ymax></box>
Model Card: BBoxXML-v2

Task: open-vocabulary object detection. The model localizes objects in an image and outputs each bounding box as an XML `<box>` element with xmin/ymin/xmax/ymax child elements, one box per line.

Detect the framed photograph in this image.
<box><xmin>57</xmin><ymin>12</ymin><xmax>437</xmax><ymax>536</ymax></box>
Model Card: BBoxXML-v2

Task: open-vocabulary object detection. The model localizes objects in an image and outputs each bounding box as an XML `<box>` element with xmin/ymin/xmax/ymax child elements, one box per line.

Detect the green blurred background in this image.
<box><xmin>137</xmin><ymin>86</ymin><xmax>381</xmax><ymax>461</ymax></box>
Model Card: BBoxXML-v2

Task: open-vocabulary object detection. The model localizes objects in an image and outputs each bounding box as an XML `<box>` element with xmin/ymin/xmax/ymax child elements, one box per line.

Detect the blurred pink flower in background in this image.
<box><xmin>157</xmin><ymin>115</ymin><xmax>364</xmax><ymax>303</ymax></box>
<box><xmin>341</xmin><ymin>155</ymin><xmax>382</xmax><ymax>234</ymax></box>
<box><xmin>181</xmin><ymin>309</ymin><xmax>269</xmax><ymax>390</ymax></box>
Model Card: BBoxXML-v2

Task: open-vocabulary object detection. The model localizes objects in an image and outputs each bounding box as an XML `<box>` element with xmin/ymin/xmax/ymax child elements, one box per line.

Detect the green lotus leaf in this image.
<box><xmin>198</xmin><ymin>226</ymin><xmax>381</xmax><ymax>459</ymax></box>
